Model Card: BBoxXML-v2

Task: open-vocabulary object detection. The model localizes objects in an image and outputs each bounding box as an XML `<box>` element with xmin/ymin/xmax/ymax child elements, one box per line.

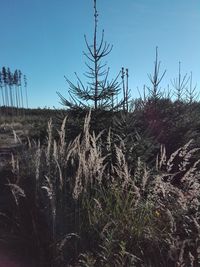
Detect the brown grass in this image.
<box><xmin>0</xmin><ymin>111</ymin><xmax>200</xmax><ymax>266</ymax></box>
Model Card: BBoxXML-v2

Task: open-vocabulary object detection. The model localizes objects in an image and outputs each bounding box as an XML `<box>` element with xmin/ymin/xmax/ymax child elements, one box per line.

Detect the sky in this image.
<box><xmin>0</xmin><ymin>0</ymin><xmax>199</xmax><ymax>108</ymax></box>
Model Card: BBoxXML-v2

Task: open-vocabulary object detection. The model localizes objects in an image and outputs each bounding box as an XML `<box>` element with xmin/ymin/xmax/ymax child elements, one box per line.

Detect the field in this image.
<box><xmin>0</xmin><ymin>99</ymin><xmax>200</xmax><ymax>267</ymax></box>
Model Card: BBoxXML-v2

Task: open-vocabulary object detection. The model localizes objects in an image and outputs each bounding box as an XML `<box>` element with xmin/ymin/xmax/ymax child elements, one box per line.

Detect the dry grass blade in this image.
<box><xmin>57</xmin><ymin>115</ymin><xmax>67</xmax><ymax>160</ymax></box>
<box><xmin>7</xmin><ymin>183</ymin><xmax>26</xmax><ymax>206</ymax></box>
<box><xmin>47</xmin><ymin>118</ymin><xmax>53</xmax><ymax>165</ymax></box>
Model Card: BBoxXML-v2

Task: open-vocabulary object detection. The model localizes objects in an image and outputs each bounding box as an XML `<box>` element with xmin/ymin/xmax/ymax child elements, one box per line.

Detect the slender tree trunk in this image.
<box><xmin>15</xmin><ymin>85</ymin><xmax>19</xmax><ymax>110</ymax></box>
<box><xmin>20</xmin><ymin>85</ymin><xmax>24</xmax><ymax>109</ymax></box>
<box><xmin>9</xmin><ymin>85</ymin><xmax>13</xmax><ymax>106</ymax></box>
<box><xmin>126</xmin><ymin>68</ymin><xmax>129</xmax><ymax>112</ymax></box>
<box><xmin>9</xmin><ymin>85</ymin><xmax>14</xmax><ymax>116</ymax></box>
<box><xmin>121</xmin><ymin>67</ymin><xmax>125</xmax><ymax>111</ymax></box>
<box><xmin>25</xmin><ymin>86</ymin><xmax>28</xmax><ymax>109</ymax></box>
<box><xmin>0</xmin><ymin>87</ymin><xmax>5</xmax><ymax>106</ymax></box>
<box><xmin>5</xmin><ymin>85</ymin><xmax>9</xmax><ymax>107</ymax></box>
<box><xmin>18</xmin><ymin>85</ymin><xmax>21</xmax><ymax>108</ymax></box>
<box><xmin>24</xmin><ymin>76</ymin><xmax>28</xmax><ymax>109</ymax></box>
<box><xmin>94</xmin><ymin>0</ymin><xmax>98</xmax><ymax>109</ymax></box>
<box><xmin>12</xmin><ymin>83</ymin><xmax>15</xmax><ymax>107</ymax></box>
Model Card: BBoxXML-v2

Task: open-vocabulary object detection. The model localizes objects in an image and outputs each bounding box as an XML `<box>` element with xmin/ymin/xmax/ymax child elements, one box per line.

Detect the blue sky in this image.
<box><xmin>0</xmin><ymin>0</ymin><xmax>199</xmax><ymax>108</ymax></box>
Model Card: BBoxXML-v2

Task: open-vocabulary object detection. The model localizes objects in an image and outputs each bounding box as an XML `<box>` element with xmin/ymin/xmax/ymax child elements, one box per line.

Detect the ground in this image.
<box><xmin>0</xmin><ymin>120</ymin><xmax>37</xmax><ymax>267</ymax></box>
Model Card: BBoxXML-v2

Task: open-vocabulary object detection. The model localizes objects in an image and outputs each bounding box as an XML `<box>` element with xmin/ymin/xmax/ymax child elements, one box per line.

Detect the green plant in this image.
<box><xmin>57</xmin><ymin>0</ymin><xmax>123</xmax><ymax>111</ymax></box>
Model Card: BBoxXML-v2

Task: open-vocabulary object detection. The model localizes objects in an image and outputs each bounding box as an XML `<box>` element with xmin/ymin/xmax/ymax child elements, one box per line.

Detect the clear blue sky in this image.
<box><xmin>0</xmin><ymin>0</ymin><xmax>199</xmax><ymax>108</ymax></box>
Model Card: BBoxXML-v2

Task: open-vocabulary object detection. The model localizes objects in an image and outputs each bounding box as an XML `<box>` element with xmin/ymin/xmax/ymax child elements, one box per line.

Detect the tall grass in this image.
<box><xmin>1</xmin><ymin>110</ymin><xmax>200</xmax><ymax>266</ymax></box>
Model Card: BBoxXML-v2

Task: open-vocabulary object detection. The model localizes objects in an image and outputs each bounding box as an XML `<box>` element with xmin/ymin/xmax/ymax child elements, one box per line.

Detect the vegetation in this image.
<box><xmin>57</xmin><ymin>0</ymin><xmax>126</xmax><ymax>111</ymax></box>
<box><xmin>1</xmin><ymin>96</ymin><xmax>200</xmax><ymax>266</ymax></box>
<box><xmin>0</xmin><ymin>1</ymin><xmax>199</xmax><ymax>266</ymax></box>
<box><xmin>0</xmin><ymin>67</ymin><xmax>28</xmax><ymax>116</ymax></box>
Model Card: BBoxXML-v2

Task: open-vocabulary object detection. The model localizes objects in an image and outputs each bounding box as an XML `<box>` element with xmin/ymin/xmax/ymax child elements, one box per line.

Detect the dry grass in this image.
<box><xmin>0</xmin><ymin>111</ymin><xmax>200</xmax><ymax>266</ymax></box>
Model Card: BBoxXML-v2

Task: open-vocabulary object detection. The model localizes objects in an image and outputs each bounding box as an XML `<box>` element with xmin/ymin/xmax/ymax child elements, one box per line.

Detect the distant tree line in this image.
<box><xmin>0</xmin><ymin>66</ymin><xmax>28</xmax><ymax>114</ymax></box>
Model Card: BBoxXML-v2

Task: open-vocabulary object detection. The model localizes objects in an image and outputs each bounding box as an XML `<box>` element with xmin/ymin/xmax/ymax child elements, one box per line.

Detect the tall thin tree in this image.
<box><xmin>18</xmin><ymin>70</ymin><xmax>24</xmax><ymax>109</ymax></box>
<box><xmin>13</xmin><ymin>70</ymin><xmax>19</xmax><ymax>110</ymax></box>
<box><xmin>125</xmin><ymin>68</ymin><xmax>129</xmax><ymax>112</ymax></box>
<box><xmin>2</xmin><ymin>67</ymin><xmax>9</xmax><ymax>107</ymax></box>
<box><xmin>7</xmin><ymin>68</ymin><xmax>14</xmax><ymax>107</ymax></box>
<box><xmin>0</xmin><ymin>71</ymin><xmax>5</xmax><ymax>107</ymax></box>
<box><xmin>24</xmin><ymin>75</ymin><xmax>28</xmax><ymax>109</ymax></box>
